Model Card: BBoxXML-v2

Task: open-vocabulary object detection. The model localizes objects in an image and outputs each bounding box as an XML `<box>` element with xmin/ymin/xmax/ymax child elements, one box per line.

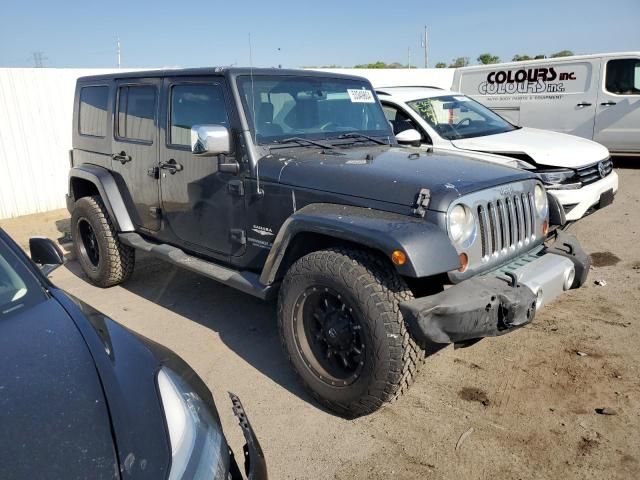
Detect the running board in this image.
<box><xmin>119</xmin><ymin>233</ymin><xmax>272</xmax><ymax>300</ymax></box>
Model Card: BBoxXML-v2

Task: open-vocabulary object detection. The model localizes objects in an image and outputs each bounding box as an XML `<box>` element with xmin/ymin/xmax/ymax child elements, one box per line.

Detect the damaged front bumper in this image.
<box><xmin>400</xmin><ymin>231</ymin><xmax>590</xmax><ymax>345</ymax></box>
<box><xmin>229</xmin><ymin>393</ymin><xmax>268</xmax><ymax>480</ymax></box>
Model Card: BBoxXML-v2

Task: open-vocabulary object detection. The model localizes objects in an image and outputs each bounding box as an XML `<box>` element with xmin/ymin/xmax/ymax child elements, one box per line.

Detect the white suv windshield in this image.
<box><xmin>408</xmin><ymin>95</ymin><xmax>516</xmax><ymax>140</ymax></box>
<box><xmin>237</xmin><ymin>76</ymin><xmax>392</xmax><ymax>144</ymax></box>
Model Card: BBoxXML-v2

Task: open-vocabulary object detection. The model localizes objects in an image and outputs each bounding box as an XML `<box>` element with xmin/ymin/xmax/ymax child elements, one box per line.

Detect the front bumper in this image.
<box><xmin>400</xmin><ymin>232</ymin><xmax>589</xmax><ymax>344</ymax></box>
<box><xmin>549</xmin><ymin>171</ymin><xmax>618</xmax><ymax>221</ymax></box>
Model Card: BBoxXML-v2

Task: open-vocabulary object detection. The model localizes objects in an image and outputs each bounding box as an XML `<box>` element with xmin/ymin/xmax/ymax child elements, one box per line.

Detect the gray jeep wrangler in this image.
<box><xmin>67</xmin><ymin>68</ymin><xmax>589</xmax><ymax>417</ymax></box>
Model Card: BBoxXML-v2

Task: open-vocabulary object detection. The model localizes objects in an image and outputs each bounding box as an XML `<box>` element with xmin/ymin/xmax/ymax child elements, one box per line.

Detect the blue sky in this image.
<box><xmin>1</xmin><ymin>0</ymin><xmax>638</xmax><ymax>69</ymax></box>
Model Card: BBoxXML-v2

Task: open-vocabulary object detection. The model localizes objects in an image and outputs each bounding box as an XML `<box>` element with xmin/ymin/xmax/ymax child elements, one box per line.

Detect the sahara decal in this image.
<box><xmin>478</xmin><ymin>67</ymin><xmax>577</xmax><ymax>95</ymax></box>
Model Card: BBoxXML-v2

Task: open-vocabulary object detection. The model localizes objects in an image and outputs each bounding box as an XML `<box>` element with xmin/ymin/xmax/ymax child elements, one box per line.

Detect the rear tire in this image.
<box><xmin>278</xmin><ymin>247</ymin><xmax>424</xmax><ymax>417</ymax></box>
<box><xmin>71</xmin><ymin>196</ymin><xmax>134</xmax><ymax>287</ymax></box>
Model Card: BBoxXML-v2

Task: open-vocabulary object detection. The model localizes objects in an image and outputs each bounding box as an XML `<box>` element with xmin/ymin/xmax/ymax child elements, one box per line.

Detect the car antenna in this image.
<box><xmin>249</xmin><ymin>33</ymin><xmax>264</xmax><ymax>196</ymax></box>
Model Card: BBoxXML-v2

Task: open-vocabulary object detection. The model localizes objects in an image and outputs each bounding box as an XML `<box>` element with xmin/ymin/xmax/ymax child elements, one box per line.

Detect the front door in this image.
<box><xmin>594</xmin><ymin>57</ymin><xmax>640</xmax><ymax>153</ymax></box>
<box><xmin>159</xmin><ymin>77</ymin><xmax>245</xmax><ymax>257</ymax></box>
<box><xmin>111</xmin><ymin>78</ymin><xmax>162</xmax><ymax>231</ymax></box>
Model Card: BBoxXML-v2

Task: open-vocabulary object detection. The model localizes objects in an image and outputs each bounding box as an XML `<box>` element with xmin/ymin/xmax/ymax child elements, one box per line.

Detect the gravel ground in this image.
<box><xmin>1</xmin><ymin>159</ymin><xmax>638</xmax><ymax>479</ymax></box>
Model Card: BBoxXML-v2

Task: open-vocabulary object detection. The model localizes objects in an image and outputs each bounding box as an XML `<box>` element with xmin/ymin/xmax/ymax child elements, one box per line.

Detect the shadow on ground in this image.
<box><xmin>63</xmin><ymin>253</ymin><xmax>334</xmax><ymax>414</ymax></box>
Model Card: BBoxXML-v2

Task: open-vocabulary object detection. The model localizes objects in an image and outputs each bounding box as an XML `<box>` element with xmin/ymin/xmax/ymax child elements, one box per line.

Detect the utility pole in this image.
<box><xmin>116</xmin><ymin>36</ymin><xmax>121</xmax><ymax>68</ymax></box>
<box><xmin>407</xmin><ymin>47</ymin><xmax>411</xmax><ymax>69</ymax></box>
<box><xmin>422</xmin><ymin>26</ymin><xmax>428</xmax><ymax>68</ymax></box>
<box><xmin>30</xmin><ymin>51</ymin><xmax>47</xmax><ymax>68</ymax></box>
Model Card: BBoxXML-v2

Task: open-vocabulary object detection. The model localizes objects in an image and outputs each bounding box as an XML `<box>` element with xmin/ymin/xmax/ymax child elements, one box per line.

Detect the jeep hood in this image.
<box><xmin>257</xmin><ymin>146</ymin><xmax>534</xmax><ymax>212</ymax></box>
<box><xmin>451</xmin><ymin>127</ymin><xmax>610</xmax><ymax>168</ymax></box>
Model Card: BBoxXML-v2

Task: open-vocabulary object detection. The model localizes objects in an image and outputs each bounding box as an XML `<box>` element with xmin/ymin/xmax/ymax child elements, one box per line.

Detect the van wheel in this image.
<box><xmin>71</xmin><ymin>196</ymin><xmax>135</xmax><ymax>287</ymax></box>
<box><xmin>278</xmin><ymin>247</ymin><xmax>424</xmax><ymax>417</ymax></box>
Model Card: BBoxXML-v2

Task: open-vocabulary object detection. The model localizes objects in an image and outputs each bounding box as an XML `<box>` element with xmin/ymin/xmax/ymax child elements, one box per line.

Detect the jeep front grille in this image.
<box><xmin>576</xmin><ymin>159</ymin><xmax>613</xmax><ymax>186</ymax></box>
<box><xmin>477</xmin><ymin>192</ymin><xmax>535</xmax><ymax>258</ymax></box>
<box><xmin>446</xmin><ymin>179</ymin><xmax>544</xmax><ymax>283</ymax></box>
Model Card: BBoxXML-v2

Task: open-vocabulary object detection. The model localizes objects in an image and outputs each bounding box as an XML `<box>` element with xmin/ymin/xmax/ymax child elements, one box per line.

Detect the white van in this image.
<box><xmin>451</xmin><ymin>52</ymin><xmax>640</xmax><ymax>155</ymax></box>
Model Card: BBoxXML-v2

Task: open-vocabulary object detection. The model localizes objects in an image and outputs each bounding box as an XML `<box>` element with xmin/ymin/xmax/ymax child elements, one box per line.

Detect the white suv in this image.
<box><xmin>378</xmin><ymin>86</ymin><xmax>618</xmax><ymax>221</ymax></box>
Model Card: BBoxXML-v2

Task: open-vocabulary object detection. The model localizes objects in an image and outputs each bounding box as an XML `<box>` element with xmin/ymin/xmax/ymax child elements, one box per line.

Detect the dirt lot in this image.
<box><xmin>2</xmin><ymin>160</ymin><xmax>639</xmax><ymax>480</ymax></box>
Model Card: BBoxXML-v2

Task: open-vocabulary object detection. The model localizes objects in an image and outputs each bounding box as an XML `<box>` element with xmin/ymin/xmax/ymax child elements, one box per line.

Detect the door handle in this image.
<box><xmin>112</xmin><ymin>151</ymin><xmax>132</xmax><ymax>164</ymax></box>
<box><xmin>576</xmin><ymin>102</ymin><xmax>592</xmax><ymax>107</ymax></box>
<box><xmin>159</xmin><ymin>159</ymin><xmax>183</xmax><ymax>174</ymax></box>
<box><xmin>600</xmin><ymin>101</ymin><xmax>617</xmax><ymax>106</ymax></box>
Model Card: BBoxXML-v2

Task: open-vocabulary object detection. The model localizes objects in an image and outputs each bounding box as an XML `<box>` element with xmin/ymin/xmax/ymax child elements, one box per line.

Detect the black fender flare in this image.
<box><xmin>259</xmin><ymin>203</ymin><xmax>460</xmax><ymax>285</ymax></box>
<box><xmin>68</xmin><ymin>165</ymin><xmax>134</xmax><ymax>232</ymax></box>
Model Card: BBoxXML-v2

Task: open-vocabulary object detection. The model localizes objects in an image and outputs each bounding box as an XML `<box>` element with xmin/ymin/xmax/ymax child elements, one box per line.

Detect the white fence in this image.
<box><xmin>0</xmin><ymin>68</ymin><xmax>121</xmax><ymax>219</ymax></box>
<box><xmin>312</xmin><ymin>68</ymin><xmax>455</xmax><ymax>89</ymax></box>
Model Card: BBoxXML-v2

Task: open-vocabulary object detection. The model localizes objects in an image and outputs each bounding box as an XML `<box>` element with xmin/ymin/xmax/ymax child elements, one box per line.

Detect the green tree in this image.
<box><xmin>512</xmin><ymin>54</ymin><xmax>532</xmax><ymax>62</ymax></box>
<box><xmin>534</xmin><ymin>54</ymin><xmax>546</xmax><ymax>59</ymax></box>
<box><xmin>435</xmin><ymin>62</ymin><xmax>447</xmax><ymax>68</ymax></box>
<box><xmin>477</xmin><ymin>53</ymin><xmax>500</xmax><ymax>65</ymax></box>
<box><xmin>354</xmin><ymin>61</ymin><xmax>388</xmax><ymax>69</ymax></box>
<box><xmin>449</xmin><ymin>57</ymin><xmax>470</xmax><ymax>68</ymax></box>
<box><xmin>550</xmin><ymin>50</ymin><xmax>574</xmax><ymax>58</ymax></box>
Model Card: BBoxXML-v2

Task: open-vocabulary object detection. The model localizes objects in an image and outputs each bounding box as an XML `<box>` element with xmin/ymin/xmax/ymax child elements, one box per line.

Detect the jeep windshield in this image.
<box><xmin>408</xmin><ymin>95</ymin><xmax>517</xmax><ymax>140</ymax></box>
<box><xmin>237</xmin><ymin>75</ymin><xmax>393</xmax><ymax>145</ymax></box>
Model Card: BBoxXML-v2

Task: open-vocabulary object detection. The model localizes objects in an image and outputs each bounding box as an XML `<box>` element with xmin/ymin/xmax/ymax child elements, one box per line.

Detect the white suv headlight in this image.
<box><xmin>157</xmin><ymin>367</ymin><xmax>230</xmax><ymax>480</ymax></box>
<box><xmin>534</xmin><ymin>184</ymin><xmax>549</xmax><ymax>218</ymax></box>
<box><xmin>448</xmin><ymin>204</ymin><xmax>476</xmax><ymax>246</ymax></box>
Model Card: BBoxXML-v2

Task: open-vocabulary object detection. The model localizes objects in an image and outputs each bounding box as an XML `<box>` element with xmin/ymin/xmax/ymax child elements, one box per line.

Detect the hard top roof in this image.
<box><xmin>76</xmin><ymin>67</ymin><xmax>370</xmax><ymax>83</ymax></box>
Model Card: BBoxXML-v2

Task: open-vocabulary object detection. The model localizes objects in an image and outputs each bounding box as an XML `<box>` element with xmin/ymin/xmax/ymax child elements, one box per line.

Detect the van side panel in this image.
<box><xmin>455</xmin><ymin>59</ymin><xmax>600</xmax><ymax>139</ymax></box>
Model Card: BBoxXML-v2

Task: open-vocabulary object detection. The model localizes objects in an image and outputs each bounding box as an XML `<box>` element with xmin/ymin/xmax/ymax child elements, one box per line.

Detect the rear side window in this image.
<box><xmin>605</xmin><ymin>59</ymin><xmax>640</xmax><ymax>95</ymax></box>
<box><xmin>117</xmin><ymin>85</ymin><xmax>157</xmax><ymax>142</ymax></box>
<box><xmin>79</xmin><ymin>86</ymin><xmax>109</xmax><ymax>137</ymax></box>
<box><xmin>169</xmin><ymin>84</ymin><xmax>228</xmax><ymax>146</ymax></box>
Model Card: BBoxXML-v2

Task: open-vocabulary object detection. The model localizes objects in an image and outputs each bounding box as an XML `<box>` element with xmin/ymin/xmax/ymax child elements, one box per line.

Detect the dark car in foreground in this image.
<box><xmin>0</xmin><ymin>228</ymin><xmax>266</xmax><ymax>480</ymax></box>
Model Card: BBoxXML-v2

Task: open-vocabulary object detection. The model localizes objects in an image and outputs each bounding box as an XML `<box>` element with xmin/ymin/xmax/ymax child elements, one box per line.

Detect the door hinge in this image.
<box><xmin>147</xmin><ymin>166</ymin><xmax>160</xmax><ymax>179</ymax></box>
<box><xmin>149</xmin><ymin>207</ymin><xmax>162</xmax><ymax>218</ymax></box>
<box><xmin>230</xmin><ymin>229</ymin><xmax>246</xmax><ymax>245</ymax></box>
<box><xmin>412</xmin><ymin>188</ymin><xmax>431</xmax><ymax>218</ymax></box>
<box><xmin>227</xmin><ymin>179</ymin><xmax>245</xmax><ymax>196</ymax></box>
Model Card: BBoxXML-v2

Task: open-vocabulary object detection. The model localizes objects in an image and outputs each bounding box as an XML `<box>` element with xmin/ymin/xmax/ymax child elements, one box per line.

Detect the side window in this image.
<box><xmin>116</xmin><ymin>85</ymin><xmax>157</xmax><ymax>142</ymax></box>
<box><xmin>382</xmin><ymin>104</ymin><xmax>420</xmax><ymax>135</ymax></box>
<box><xmin>170</xmin><ymin>84</ymin><xmax>228</xmax><ymax>146</ymax></box>
<box><xmin>605</xmin><ymin>59</ymin><xmax>640</xmax><ymax>95</ymax></box>
<box><xmin>79</xmin><ymin>86</ymin><xmax>108</xmax><ymax>137</ymax></box>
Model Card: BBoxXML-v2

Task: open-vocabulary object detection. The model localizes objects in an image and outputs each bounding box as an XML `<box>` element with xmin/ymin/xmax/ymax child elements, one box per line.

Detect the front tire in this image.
<box><xmin>71</xmin><ymin>196</ymin><xmax>135</xmax><ymax>287</ymax></box>
<box><xmin>278</xmin><ymin>248</ymin><xmax>423</xmax><ymax>417</ymax></box>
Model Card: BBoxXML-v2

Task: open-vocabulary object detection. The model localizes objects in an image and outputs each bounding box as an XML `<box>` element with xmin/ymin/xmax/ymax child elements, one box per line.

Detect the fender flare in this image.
<box><xmin>259</xmin><ymin>203</ymin><xmax>460</xmax><ymax>285</ymax></box>
<box><xmin>68</xmin><ymin>165</ymin><xmax>135</xmax><ymax>232</ymax></box>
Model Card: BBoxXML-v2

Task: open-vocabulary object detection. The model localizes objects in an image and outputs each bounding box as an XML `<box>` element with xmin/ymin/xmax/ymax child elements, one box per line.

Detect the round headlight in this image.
<box><xmin>534</xmin><ymin>184</ymin><xmax>548</xmax><ymax>218</ymax></box>
<box><xmin>448</xmin><ymin>204</ymin><xmax>475</xmax><ymax>245</ymax></box>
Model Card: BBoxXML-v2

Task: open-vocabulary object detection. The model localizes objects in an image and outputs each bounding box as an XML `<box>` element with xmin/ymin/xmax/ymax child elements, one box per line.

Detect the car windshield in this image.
<box><xmin>408</xmin><ymin>94</ymin><xmax>516</xmax><ymax>140</ymax></box>
<box><xmin>237</xmin><ymin>75</ymin><xmax>393</xmax><ymax>144</ymax></box>
<box><xmin>0</xmin><ymin>237</ymin><xmax>47</xmax><ymax>319</ymax></box>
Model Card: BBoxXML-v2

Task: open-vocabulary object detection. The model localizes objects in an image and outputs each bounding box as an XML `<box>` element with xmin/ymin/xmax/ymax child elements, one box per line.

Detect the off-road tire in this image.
<box><xmin>278</xmin><ymin>247</ymin><xmax>424</xmax><ymax>417</ymax></box>
<box><xmin>71</xmin><ymin>195</ymin><xmax>134</xmax><ymax>287</ymax></box>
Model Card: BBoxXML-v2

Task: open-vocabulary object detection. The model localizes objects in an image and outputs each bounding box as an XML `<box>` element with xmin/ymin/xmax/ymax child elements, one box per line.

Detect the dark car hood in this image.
<box><xmin>0</xmin><ymin>298</ymin><xmax>119</xmax><ymax>479</ymax></box>
<box><xmin>257</xmin><ymin>145</ymin><xmax>535</xmax><ymax>211</ymax></box>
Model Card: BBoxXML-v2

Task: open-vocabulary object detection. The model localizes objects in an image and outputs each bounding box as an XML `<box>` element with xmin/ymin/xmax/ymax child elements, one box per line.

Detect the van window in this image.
<box><xmin>79</xmin><ymin>86</ymin><xmax>109</xmax><ymax>137</ymax></box>
<box><xmin>605</xmin><ymin>59</ymin><xmax>640</xmax><ymax>95</ymax></box>
<box><xmin>117</xmin><ymin>85</ymin><xmax>157</xmax><ymax>142</ymax></box>
<box><xmin>170</xmin><ymin>84</ymin><xmax>228</xmax><ymax>146</ymax></box>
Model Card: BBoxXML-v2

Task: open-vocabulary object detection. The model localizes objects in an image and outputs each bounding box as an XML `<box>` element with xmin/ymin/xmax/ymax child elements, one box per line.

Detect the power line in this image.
<box><xmin>29</xmin><ymin>51</ymin><xmax>48</xmax><ymax>68</ymax></box>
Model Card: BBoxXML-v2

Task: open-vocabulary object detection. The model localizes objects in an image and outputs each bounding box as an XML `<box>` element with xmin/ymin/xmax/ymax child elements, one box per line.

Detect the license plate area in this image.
<box><xmin>599</xmin><ymin>189</ymin><xmax>614</xmax><ymax>208</ymax></box>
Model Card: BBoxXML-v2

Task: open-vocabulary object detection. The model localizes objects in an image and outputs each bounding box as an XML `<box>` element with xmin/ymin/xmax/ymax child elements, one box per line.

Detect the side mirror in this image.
<box><xmin>191</xmin><ymin>125</ymin><xmax>231</xmax><ymax>156</ymax></box>
<box><xmin>29</xmin><ymin>237</ymin><xmax>64</xmax><ymax>274</ymax></box>
<box><xmin>396</xmin><ymin>128</ymin><xmax>422</xmax><ymax>146</ymax></box>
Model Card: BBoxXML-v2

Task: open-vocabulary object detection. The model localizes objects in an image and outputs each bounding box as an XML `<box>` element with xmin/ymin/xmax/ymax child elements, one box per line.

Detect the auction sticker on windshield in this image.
<box><xmin>347</xmin><ymin>89</ymin><xmax>375</xmax><ymax>103</ymax></box>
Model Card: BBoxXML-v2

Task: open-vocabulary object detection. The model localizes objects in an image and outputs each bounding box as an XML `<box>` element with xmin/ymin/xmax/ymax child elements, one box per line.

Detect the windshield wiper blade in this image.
<box><xmin>336</xmin><ymin>133</ymin><xmax>388</xmax><ymax>145</ymax></box>
<box><xmin>273</xmin><ymin>137</ymin><xmax>333</xmax><ymax>149</ymax></box>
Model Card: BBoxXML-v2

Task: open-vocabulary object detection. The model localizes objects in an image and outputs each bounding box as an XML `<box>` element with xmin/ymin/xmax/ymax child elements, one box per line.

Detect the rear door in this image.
<box><xmin>159</xmin><ymin>77</ymin><xmax>245</xmax><ymax>257</ymax></box>
<box><xmin>111</xmin><ymin>79</ymin><xmax>162</xmax><ymax>231</ymax></box>
<box><xmin>594</xmin><ymin>56</ymin><xmax>640</xmax><ymax>153</ymax></box>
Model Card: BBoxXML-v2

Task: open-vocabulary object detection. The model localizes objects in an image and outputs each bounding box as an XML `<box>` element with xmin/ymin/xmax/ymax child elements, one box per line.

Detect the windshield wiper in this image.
<box><xmin>335</xmin><ymin>133</ymin><xmax>388</xmax><ymax>145</ymax></box>
<box><xmin>272</xmin><ymin>137</ymin><xmax>333</xmax><ymax>149</ymax></box>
